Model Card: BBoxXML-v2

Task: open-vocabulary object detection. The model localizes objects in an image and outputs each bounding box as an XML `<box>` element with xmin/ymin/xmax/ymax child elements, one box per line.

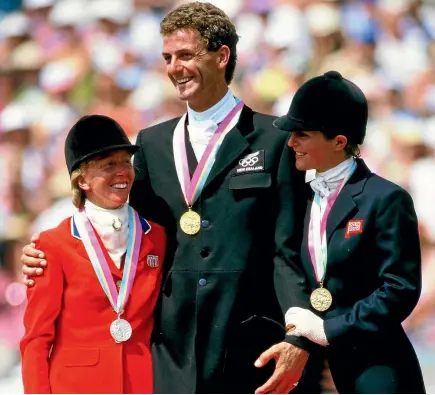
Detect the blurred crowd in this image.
<box><xmin>0</xmin><ymin>0</ymin><xmax>434</xmax><ymax>392</ymax></box>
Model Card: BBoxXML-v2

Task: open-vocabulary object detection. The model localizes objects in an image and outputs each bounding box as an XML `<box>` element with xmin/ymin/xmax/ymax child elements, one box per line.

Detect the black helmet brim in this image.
<box><xmin>70</xmin><ymin>143</ymin><xmax>139</xmax><ymax>174</ymax></box>
<box><xmin>273</xmin><ymin>115</ymin><xmax>322</xmax><ymax>132</ymax></box>
<box><xmin>273</xmin><ymin>116</ymin><xmax>304</xmax><ymax>131</ymax></box>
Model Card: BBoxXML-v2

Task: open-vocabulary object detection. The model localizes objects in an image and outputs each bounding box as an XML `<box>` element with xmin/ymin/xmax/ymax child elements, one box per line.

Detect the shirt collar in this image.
<box><xmin>305</xmin><ymin>169</ymin><xmax>316</xmax><ymax>183</ymax></box>
<box><xmin>308</xmin><ymin>157</ymin><xmax>356</xmax><ymax>198</ymax></box>
<box><xmin>187</xmin><ymin>89</ymin><xmax>237</xmax><ymax>126</ymax></box>
<box><xmin>317</xmin><ymin>157</ymin><xmax>355</xmax><ymax>180</ymax></box>
<box><xmin>84</xmin><ymin>199</ymin><xmax>128</xmax><ymax>228</ymax></box>
<box><xmin>305</xmin><ymin>157</ymin><xmax>355</xmax><ymax>184</ymax></box>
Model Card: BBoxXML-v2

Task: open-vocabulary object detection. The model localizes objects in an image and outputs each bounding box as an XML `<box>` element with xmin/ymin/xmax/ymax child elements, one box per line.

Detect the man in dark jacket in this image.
<box><xmin>22</xmin><ymin>2</ymin><xmax>314</xmax><ymax>393</ymax></box>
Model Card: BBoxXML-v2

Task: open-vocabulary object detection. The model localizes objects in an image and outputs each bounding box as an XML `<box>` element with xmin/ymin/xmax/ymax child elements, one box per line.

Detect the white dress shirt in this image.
<box><xmin>186</xmin><ymin>89</ymin><xmax>238</xmax><ymax>160</ymax></box>
<box><xmin>308</xmin><ymin>157</ymin><xmax>356</xmax><ymax>243</ymax></box>
<box><xmin>309</xmin><ymin>157</ymin><xmax>355</xmax><ymax>202</ymax></box>
<box><xmin>84</xmin><ymin>200</ymin><xmax>129</xmax><ymax>269</ymax></box>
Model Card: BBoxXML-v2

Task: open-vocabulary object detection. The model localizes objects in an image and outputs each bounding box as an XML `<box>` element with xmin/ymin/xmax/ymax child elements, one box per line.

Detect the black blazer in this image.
<box><xmin>130</xmin><ymin>106</ymin><xmax>311</xmax><ymax>393</ymax></box>
<box><xmin>301</xmin><ymin>159</ymin><xmax>425</xmax><ymax>393</ymax></box>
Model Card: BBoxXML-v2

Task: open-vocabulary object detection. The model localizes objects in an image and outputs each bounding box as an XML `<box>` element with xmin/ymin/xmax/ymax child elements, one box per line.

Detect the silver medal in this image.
<box><xmin>110</xmin><ymin>318</ymin><xmax>132</xmax><ymax>343</ymax></box>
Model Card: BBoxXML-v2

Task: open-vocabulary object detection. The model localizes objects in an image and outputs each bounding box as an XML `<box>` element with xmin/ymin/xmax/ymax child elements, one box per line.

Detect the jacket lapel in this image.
<box><xmin>137</xmin><ymin>217</ymin><xmax>155</xmax><ymax>266</ymax></box>
<box><xmin>164</xmin><ymin>118</ymin><xmax>187</xmax><ymax>202</ymax></box>
<box><xmin>203</xmin><ymin>106</ymin><xmax>252</xmax><ymax>190</ymax></box>
<box><xmin>72</xmin><ymin>217</ymin><xmax>122</xmax><ymax>277</ymax></box>
<box><xmin>70</xmin><ymin>213</ymin><xmax>154</xmax><ymax>276</ymax></box>
<box><xmin>138</xmin><ymin>232</ymin><xmax>156</xmax><ymax>268</ymax></box>
<box><xmin>70</xmin><ymin>216</ymin><xmax>92</xmax><ymax>261</ymax></box>
<box><xmin>325</xmin><ymin>188</ymin><xmax>357</xmax><ymax>243</ymax></box>
<box><xmin>326</xmin><ymin>159</ymin><xmax>371</xmax><ymax>242</ymax></box>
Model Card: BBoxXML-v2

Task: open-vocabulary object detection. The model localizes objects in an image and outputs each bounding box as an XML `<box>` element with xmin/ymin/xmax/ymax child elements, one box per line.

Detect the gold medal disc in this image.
<box><xmin>310</xmin><ymin>287</ymin><xmax>333</xmax><ymax>312</ymax></box>
<box><xmin>180</xmin><ymin>209</ymin><xmax>201</xmax><ymax>235</ymax></box>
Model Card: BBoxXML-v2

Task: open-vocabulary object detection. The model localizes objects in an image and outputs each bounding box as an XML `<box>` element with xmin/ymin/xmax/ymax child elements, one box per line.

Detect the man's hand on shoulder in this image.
<box><xmin>254</xmin><ymin>341</ymin><xmax>309</xmax><ymax>394</ymax></box>
<box><xmin>21</xmin><ymin>233</ymin><xmax>46</xmax><ymax>287</ymax></box>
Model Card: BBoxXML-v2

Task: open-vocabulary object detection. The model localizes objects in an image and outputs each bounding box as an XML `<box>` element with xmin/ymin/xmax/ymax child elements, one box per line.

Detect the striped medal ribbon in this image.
<box><xmin>74</xmin><ymin>205</ymin><xmax>142</xmax><ymax>342</ymax></box>
<box><xmin>308</xmin><ymin>161</ymin><xmax>357</xmax><ymax>311</ymax></box>
<box><xmin>177</xmin><ymin>100</ymin><xmax>245</xmax><ymax>235</ymax></box>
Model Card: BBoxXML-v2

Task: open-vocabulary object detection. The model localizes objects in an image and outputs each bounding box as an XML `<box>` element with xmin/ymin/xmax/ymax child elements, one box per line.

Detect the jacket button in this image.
<box><xmin>201</xmin><ymin>220</ymin><xmax>210</xmax><ymax>228</ymax></box>
<box><xmin>199</xmin><ymin>278</ymin><xmax>207</xmax><ymax>287</ymax></box>
<box><xmin>200</xmin><ymin>249</ymin><xmax>209</xmax><ymax>258</ymax></box>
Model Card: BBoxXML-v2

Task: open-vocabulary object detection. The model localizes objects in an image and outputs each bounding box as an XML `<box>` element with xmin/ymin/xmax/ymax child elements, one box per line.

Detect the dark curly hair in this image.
<box><xmin>160</xmin><ymin>2</ymin><xmax>239</xmax><ymax>84</ymax></box>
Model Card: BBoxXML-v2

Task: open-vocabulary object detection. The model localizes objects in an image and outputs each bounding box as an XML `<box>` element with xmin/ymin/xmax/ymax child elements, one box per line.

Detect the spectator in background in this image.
<box><xmin>0</xmin><ymin>221</ymin><xmax>26</xmax><ymax>380</ymax></box>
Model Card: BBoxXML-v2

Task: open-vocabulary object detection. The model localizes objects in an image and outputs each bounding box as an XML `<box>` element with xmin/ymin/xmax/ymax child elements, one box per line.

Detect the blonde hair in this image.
<box><xmin>70</xmin><ymin>162</ymin><xmax>88</xmax><ymax>208</ymax></box>
<box><xmin>70</xmin><ymin>150</ymin><xmax>134</xmax><ymax>207</ymax></box>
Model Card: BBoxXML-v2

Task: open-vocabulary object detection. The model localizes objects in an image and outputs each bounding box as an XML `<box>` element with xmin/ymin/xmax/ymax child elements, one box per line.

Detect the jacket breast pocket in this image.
<box><xmin>229</xmin><ymin>173</ymin><xmax>272</xmax><ymax>190</ymax></box>
<box><xmin>59</xmin><ymin>347</ymin><xmax>100</xmax><ymax>367</ymax></box>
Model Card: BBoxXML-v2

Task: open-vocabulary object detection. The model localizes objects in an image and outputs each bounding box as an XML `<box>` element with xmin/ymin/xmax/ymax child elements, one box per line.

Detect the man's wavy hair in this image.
<box><xmin>160</xmin><ymin>2</ymin><xmax>239</xmax><ymax>85</ymax></box>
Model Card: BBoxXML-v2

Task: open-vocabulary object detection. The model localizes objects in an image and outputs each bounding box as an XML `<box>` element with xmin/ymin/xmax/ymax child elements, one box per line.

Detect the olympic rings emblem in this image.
<box><xmin>239</xmin><ymin>151</ymin><xmax>260</xmax><ymax>167</ymax></box>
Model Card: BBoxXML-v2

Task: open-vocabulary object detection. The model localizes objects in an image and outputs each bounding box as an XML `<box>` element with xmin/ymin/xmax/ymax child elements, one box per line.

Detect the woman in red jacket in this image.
<box><xmin>20</xmin><ymin>115</ymin><xmax>166</xmax><ymax>394</ymax></box>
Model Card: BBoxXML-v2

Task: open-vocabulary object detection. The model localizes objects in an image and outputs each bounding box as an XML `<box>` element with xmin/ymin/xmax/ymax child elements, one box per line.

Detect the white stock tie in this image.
<box><xmin>308</xmin><ymin>157</ymin><xmax>356</xmax><ymax>198</ymax></box>
<box><xmin>310</xmin><ymin>177</ymin><xmax>331</xmax><ymax>198</ymax></box>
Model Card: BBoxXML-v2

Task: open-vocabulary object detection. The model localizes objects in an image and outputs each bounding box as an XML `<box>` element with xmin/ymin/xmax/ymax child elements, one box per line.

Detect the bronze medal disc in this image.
<box><xmin>310</xmin><ymin>287</ymin><xmax>333</xmax><ymax>312</ymax></box>
<box><xmin>180</xmin><ymin>210</ymin><xmax>201</xmax><ymax>235</ymax></box>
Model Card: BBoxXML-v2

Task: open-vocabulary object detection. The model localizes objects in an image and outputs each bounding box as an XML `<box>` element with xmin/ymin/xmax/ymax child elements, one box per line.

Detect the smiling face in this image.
<box><xmin>288</xmin><ymin>131</ymin><xmax>348</xmax><ymax>172</ymax></box>
<box><xmin>79</xmin><ymin>149</ymin><xmax>134</xmax><ymax>209</ymax></box>
<box><xmin>162</xmin><ymin>29</ymin><xmax>230</xmax><ymax>112</ymax></box>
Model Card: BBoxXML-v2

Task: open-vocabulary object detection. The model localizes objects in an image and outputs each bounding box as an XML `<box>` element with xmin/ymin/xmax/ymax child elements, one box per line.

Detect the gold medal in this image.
<box><xmin>310</xmin><ymin>287</ymin><xmax>333</xmax><ymax>312</ymax></box>
<box><xmin>180</xmin><ymin>209</ymin><xmax>201</xmax><ymax>235</ymax></box>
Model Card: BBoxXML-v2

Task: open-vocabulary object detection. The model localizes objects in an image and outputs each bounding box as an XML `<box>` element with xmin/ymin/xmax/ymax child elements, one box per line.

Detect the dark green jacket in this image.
<box><xmin>130</xmin><ymin>106</ymin><xmax>311</xmax><ymax>393</ymax></box>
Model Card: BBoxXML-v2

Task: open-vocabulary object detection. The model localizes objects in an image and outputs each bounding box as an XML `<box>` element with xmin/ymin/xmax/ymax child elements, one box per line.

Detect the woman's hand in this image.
<box><xmin>285</xmin><ymin>307</ymin><xmax>329</xmax><ymax>347</ymax></box>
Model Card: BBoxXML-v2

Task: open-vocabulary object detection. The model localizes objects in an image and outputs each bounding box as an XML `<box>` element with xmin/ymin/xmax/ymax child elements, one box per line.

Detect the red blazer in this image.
<box><xmin>20</xmin><ymin>213</ymin><xmax>166</xmax><ymax>394</ymax></box>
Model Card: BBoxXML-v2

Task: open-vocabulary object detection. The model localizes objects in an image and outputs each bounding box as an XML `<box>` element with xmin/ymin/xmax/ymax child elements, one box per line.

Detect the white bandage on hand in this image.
<box><xmin>285</xmin><ymin>307</ymin><xmax>329</xmax><ymax>347</ymax></box>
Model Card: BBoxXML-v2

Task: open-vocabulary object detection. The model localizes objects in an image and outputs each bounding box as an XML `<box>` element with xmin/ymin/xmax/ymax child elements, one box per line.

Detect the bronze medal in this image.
<box><xmin>180</xmin><ymin>209</ymin><xmax>201</xmax><ymax>235</ymax></box>
<box><xmin>310</xmin><ymin>287</ymin><xmax>333</xmax><ymax>312</ymax></box>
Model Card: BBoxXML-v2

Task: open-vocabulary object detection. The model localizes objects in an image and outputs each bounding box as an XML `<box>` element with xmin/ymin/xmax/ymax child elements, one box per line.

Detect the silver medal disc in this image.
<box><xmin>110</xmin><ymin>318</ymin><xmax>132</xmax><ymax>343</ymax></box>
